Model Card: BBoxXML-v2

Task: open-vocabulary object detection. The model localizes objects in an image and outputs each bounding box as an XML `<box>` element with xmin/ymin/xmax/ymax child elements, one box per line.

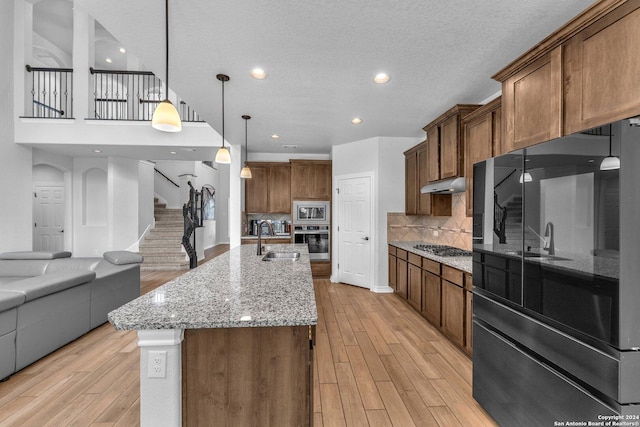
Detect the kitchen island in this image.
<box><xmin>108</xmin><ymin>244</ymin><xmax>317</xmax><ymax>427</ymax></box>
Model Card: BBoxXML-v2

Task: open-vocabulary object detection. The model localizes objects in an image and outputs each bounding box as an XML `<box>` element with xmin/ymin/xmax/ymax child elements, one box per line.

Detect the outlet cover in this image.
<box><xmin>148</xmin><ymin>350</ymin><xmax>167</xmax><ymax>378</ymax></box>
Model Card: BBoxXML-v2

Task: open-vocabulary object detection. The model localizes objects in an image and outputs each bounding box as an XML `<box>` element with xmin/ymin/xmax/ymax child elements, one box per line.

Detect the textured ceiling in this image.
<box><xmin>71</xmin><ymin>0</ymin><xmax>592</xmax><ymax>155</ymax></box>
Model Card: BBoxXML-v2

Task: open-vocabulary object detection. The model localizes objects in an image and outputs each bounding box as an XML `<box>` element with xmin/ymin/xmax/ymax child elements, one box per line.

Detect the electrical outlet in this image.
<box><xmin>433</xmin><ymin>230</ymin><xmax>439</xmax><ymax>237</ymax></box>
<box><xmin>148</xmin><ymin>350</ymin><xmax>167</xmax><ymax>378</ymax></box>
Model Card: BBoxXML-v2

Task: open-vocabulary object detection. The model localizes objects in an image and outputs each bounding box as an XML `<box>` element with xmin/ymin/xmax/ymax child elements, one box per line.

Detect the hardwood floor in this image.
<box><xmin>0</xmin><ymin>245</ymin><xmax>496</xmax><ymax>426</ymax></box>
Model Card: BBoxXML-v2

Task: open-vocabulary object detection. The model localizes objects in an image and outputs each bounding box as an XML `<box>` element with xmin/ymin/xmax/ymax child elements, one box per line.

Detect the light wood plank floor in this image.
<box><xmin>0</xmin><ymin>246</ymin><xmax>497</xmax><ymax>426</ymax></box>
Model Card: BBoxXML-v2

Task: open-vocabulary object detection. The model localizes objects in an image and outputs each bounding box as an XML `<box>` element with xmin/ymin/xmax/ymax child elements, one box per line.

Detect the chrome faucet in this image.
<box><xmin>543</xmin><ymin>221</ymin><xmax>555</xmax><ymax>255</ymax></box>
<box><xmin>256</xmin><ymin>220</ymin><xmax>275</xmax><ymax>256</ymax></box>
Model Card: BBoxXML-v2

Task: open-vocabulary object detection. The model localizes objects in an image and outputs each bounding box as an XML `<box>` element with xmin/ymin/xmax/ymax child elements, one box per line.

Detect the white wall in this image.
<box><xmin>108</xmin><ymin>157</ymin><xmax>139</xmax><ymax>250</ymax></box>
<box><xmin>33</xmin><ymin>164</ymin><xmax>64</xmax><ymax>182</ymax></box>
<box><xmin>332</xmin><ymin>136</ymin><xmax>419</xmax><ymax>292</ymax></box>
<box><xmin>73</xmin><ymin>158</ymin><xmax>108</xmax><ymax>256</ymax></box>
<box><xmin>138</xmin><ymin>161</ymin><xmax>155</xmax><ymax>238</ymax></box>
<box><xmin>0</xmin><ymin>1</ymin><xmax>33</xmax><ymax>252</ymax></box>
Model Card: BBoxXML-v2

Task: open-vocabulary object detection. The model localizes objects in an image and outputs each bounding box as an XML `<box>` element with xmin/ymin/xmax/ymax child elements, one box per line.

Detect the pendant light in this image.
<box><xmin>215</xmin><ymin>74</ymin><xmax>231</xmax><ymax>164</ymax></box>
<box><xmin>600</xmin><ymin>124</ymin><xmax>620</xmax><ymax>171</ymax></box>
<box><xmin>151</xmin><ymin>0</ymin><xmax>182</xmax><ymax>132</ymax></box>
<box><xmin>240</xmin><ymin>115</ymin><xmax>252</xmax><ymax>178</ymax></box>
<box><xmin>519</xmin><ymin>172</ymin><xmax>533</xmax><ymax>183</ymax></box>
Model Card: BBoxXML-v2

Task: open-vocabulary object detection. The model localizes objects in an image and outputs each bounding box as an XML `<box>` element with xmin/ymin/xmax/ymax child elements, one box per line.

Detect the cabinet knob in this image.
<box><xmin>362</xmin><ymin>236</ymin><xmax>369</xmax><ymax>241</ymax></box>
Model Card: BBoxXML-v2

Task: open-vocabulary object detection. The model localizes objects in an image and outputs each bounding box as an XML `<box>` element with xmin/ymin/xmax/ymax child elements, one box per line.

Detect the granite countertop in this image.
<box><xmin>241</xmin><ymin>234</ymin><xmax>291</xmax><ymax>240</ymax></box>
<box><xmin>108</xmin><ymin>244</ymin><xmax>317</xmax><ymax>330</ymax></box>
<box><xmin>389</xmin><ymin>241</ymin><xmax>473</xmax><ymax>274</ymax></box>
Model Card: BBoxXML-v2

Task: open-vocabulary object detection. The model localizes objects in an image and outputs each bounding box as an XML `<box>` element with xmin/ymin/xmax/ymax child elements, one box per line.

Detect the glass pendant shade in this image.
<box><xmin>152</xmin><ymin>99</ymin><xmax>182</xmax><ymax>132</ymax></box>
<box><xmin>600</xmin><ymin>156</ymin><xmax>620</xmax><ymax>171</ymax></box>
<box><xmin>240</xmin><ymin>166</ymin><xmax>252</xmax><ymax>179</ymax></box>
<box><xmin>215</xmin><ymin>146</ymin><xmax>231</xmax><ymax>164</ymax></box>
<box><xmin>519</xmin><ymin>172</ymin><xmax>533</xmax><ymax>183</ymax></box>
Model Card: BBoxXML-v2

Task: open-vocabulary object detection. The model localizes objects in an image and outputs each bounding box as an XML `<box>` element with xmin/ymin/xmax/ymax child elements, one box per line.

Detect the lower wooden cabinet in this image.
<box><xmin>441</xmin><ymin>279</ymin><xmax>465</xmax><ymax>348</ymax></box>
<box><xmin>388</xmin><ymin>253</ymin><xmax>397</xmax><ymax>291</ymax></box>
<box><xmin>396</xmin><ymin>258</ymin><xmax>408</xmax><ymax>299</ymax></box>
<box><xmin>310</xmin><ymin>261</ymin><xmax>331</xmax><ymax>278</ymax></box>
<box><xmin>407</xmin><ymin>263</ymin><xmax>422</xmax><ymax>311</ymax></box>
<box><xmin>465</xmin><ymin>290</ymin><xmax>473</xmax><ymax>354</ymax></box>
<box><xmin>422</xmin><ymin>270</ymin><xmax>441</xmax><ymax>327</ymax></box>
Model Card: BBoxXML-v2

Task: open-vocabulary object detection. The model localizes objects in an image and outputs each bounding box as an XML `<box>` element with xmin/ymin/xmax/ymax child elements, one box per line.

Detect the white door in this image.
<box><xmin>33</xmin><ymin>185</ymin><xmax>65</xmax><ymax>251</ymax></box>
<box><xmin>337</xmin><ymin>174</ymin><xmax>372</xmax><ymax>288</ymax></box>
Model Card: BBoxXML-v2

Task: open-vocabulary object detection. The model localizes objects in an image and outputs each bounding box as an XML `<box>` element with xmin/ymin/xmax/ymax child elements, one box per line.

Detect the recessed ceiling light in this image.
<box><xmin>169</xmin><ymin>151</ymin><xmax>177</xmax><ymax>154</ymax></box>
<box><xmin>271</xmin><ymin>134</ymin><xmax>280</xmax><ymax>139</ymax></box>
<box><xmin>373</xmin><ymin>73</ymin><xmax>390</xmax><ymax>84</ymax></box>
<box><xmin>119</xmin><ymin>47</ymin><xmax>126</xmax><ymax>54</ymax></box>
<box><xmin>93</xmin><ymin>149</ymin><xmax>102</xmax><ymax>153</ymax></box>
<box><xmin>351</xmin><ymin>117</ymin><xmax>362</xmax><ymax>124</ymax></box>
<box><xmin>251</xmin><ymin>68</ymin><xmax>267</xmax><ymax>79</ymax></box>
<box><xmin>105</xmin><ymin>58</ymin><xmax>112</xmax><ymax>64</ymax></box>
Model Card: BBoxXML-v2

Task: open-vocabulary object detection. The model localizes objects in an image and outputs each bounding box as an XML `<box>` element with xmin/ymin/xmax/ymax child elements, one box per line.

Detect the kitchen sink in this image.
<box><xmin>261</xmin><ymin>251</ymin><xmax>300</xmax><ymax>261</ymax></box>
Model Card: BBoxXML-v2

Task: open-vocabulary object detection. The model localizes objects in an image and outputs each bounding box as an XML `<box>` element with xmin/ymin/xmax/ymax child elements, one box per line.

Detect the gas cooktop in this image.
<box><xmin>413</xmin><ymin>244</ymin><xmax>472</xmax><ymax>257</ymax></box>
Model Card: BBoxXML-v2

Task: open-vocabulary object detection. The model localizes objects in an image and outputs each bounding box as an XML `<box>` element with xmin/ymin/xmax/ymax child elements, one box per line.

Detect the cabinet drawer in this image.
<box><xmin>388</xmin><ymin>245</ymin><xmax>397</xmax><ymax>256</ymax></box>
<box><xmin>422</xmin><ymin>258</ymin><xmax>440</xmax><ymax>275</ymax></box>
<box><xmin>442</xmin><ymin>265</ymin><xmax>464</xmax><ymax>287</ymax></box>
<box><xmin>396</xmin><ymin>249</ymin><xmax>408</xmax><ymax>261</ymax></box>
<box><xmin>408</xmin><ymin>252</ymin><xmax>422</xmax><ymax>267</ymax></box>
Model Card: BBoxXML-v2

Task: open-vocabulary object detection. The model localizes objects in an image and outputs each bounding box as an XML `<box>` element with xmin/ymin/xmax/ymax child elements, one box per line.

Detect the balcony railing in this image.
<box><xmin>25</xmin><ymin>65</ymin><xmax>73</xmax><ymax>118</ymax></box>
<box><xmin>23</xmin><ymin>64</ymin><xmax>202</xmax><ymax>123</ymax></box>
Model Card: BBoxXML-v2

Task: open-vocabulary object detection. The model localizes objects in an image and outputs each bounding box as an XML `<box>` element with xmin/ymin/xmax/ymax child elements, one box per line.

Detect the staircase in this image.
<box><xmin>138</xmin><ymin>199</ymin><xmax>189</xmax><ymax>271</ymax></box>
<box><xmin>501</xmin><ymin>196</ymin><xmax>541</xmax><ymax>250</ymax></box>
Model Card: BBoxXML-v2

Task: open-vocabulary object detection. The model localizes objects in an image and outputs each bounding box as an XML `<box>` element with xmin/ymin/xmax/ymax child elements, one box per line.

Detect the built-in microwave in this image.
<box><xmin>293</xmin><ymin>201</ymin><xmax>330</xmax><ymax>226</ymax></box>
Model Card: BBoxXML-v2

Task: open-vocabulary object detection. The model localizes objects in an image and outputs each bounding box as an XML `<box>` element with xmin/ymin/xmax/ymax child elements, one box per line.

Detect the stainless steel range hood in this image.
<box><xmin>420</xmin><ymin>177</ymin><xmax>466</xmax><ymax>194</ymax></box>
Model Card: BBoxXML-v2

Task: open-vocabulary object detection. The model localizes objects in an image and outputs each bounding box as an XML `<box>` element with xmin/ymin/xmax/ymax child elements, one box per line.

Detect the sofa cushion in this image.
<box><xmin>0</xmin><ymin>260</ymin><xmax>52</xmax><ymax>277</ymax></box>
<box><xmin>0</xmin><ymin>271</ymin><xmax>95</xmax><ymax>302</ymax></box>
<box><xmin>45</xmin><ymin>258</ymin><xmax>102</xmax><ymax>274</ymax></box>
<box><xmin>103</xmin><ymin>251</ymin><xmax>143</xmax><ymax>265</ymax></box>
<box><xmin>0</xmin><ymin>291</ymin><xmax>25</xmax><ymax>312</ymax></box>
<box><xmin>0</xmin><ymin>251</ymin><xmax>72</xmax><ymax>260</ymax></box>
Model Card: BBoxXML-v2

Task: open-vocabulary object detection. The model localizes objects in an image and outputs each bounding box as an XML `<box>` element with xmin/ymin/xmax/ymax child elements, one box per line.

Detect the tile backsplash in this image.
<box><xmin>387</xmin><ymin>193</ymin><xmax>473</xmax><ymax>250</ymax></box>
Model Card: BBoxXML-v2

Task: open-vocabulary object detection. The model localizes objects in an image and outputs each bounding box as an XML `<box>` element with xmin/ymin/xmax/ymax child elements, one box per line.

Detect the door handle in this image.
<box><xmin>362</xmin><ymin>236</ymin><xmax>369</xmax><ymax>241</ymax></box>
<box><xmin>61</xmin><ymin>229</ymin><xmax>64</xmax><ymax>233</ymax></box>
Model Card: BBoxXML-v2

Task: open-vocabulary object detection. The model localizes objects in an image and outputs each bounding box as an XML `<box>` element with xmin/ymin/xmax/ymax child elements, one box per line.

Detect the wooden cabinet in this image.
<box><xmin>245</xmin><ymin>162</ymin><xmax>291</xmax><ymax>214</ymax></box>
<box><xmin>388</xmin><ymin>254</ymin><xmax>397</xmax><ymax>291</ymax></box>
<box><xmin>395</xmin><ymin>249</ymin><xmax>408</xmax><ymax>299</ymax></box>
<box><xmin>423</xmin><ymin>104</ymin><xmax>480</xmax><ymax>183</ymax></box>
<box><xmin>441</xmin><ymin>279</ymin><xmax>465</xmax><ymax>348</ymax></box>
<box><xmin>563</xmin><ymin>2</ymin><xmax>640</xmax><ymax>134</ymax></box>
<box><xmin>465</xmin><ymin>290</ymin><xmax>473</xmax><ymax>354</ymax></box>
<box><xmin>404</xmin><ymin>148</ymin><xmax>418</xmax><ymax>215</ymax></box>
<box><xmin>499</xmin><ymin>48</ymin><xmax>562</xmax><ymax>153</ymax></box>
<box><xmin>463</xmin><ymin>97</ymin><xmax>501</xmax><ymax>216</ymax></box>
<box><xmin>407</xmin><ymin>255</ymin><xmax>422</xmax><ymax>311</ymax></box>
<box><xmin>494</xmin><ymin>0</ymin><xmax>640</xmax><ymax>151</ymax></box>
<box><xmin>422</xmin><ymin>270</ymin><xmax>441</xmax><ymax>327</ymax></box>
<box><xmin>404</xmin><ymin>142</ymin><xmax>452</xmax><ymax>217</ymax></box>
<box><xmin>290</xmin><ymin>160</ymin><xmax>332</xmax><ymax>200</ymax></box>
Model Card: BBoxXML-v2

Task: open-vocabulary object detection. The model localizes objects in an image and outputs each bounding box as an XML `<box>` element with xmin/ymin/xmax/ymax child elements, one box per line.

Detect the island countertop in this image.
<box><xmin>108</xmin><ymin>243</ymin><xmax>317</xmax><ymax>330</ymax></box>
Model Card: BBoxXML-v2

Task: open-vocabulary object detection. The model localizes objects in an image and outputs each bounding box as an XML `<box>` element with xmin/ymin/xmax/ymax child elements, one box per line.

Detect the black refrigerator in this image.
<box><xmin>472</xmin><ymin>119</ymin><xmax>640</xmax><ymax>425</ymax></box>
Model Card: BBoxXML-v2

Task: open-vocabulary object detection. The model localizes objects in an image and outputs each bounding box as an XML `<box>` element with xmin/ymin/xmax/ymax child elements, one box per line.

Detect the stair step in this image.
<box><xmin>142</xmin><ymin>254</ymin><xmax>188</xmax><ymax>263</ymax></box>
<box><xmin>140</xmin><ymin>239</ymin><xmax>181</xmax><ymax>247</ymax></box>
<box><xmin>141</xmin><ymin>264</ymin><xmax>189</xmax><ymax>272</ymax></box>
<box><xmin>139</xmin><ymin>246</ymin><xmax>183</xmax><ymax>254</ymax></box>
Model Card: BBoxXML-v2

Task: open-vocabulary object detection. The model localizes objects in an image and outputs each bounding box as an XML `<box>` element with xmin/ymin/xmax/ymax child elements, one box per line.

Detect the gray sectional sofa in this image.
<box><xmin>0</xmin><ymin>250</ymin><xmax>142</xmax><ymax>380</ymax></box>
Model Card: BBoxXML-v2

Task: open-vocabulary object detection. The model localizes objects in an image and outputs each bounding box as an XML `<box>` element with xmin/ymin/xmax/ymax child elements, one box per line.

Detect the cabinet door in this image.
<box><xmin>405</xmin><ymin>152</ymin><xmax>417</xmax><ymax>215</ymax></box>
<box><xmin>245</xmin><ymin>166</ymin><xmax>268</xmax><ymax>213</ymax></box>
<box><xmin>440</xmin><ymin>115</ymin><xmax>459</xmax><ymax>179</ymax></box>
<box><xmin>268</xmin><ymin>164</ymin><xmax>291</xmax><ymax>213</ymax></box>
<box><xmin>421</xmin><ymin>270</ymin><xmax>441</xmax><ymax>327</ymax></box>
<box><xmin>416</xmin><ymin>144</ymin><xmax>432</xmax><ymax>215</ymax></box>
<box><xmin>564</xmin><ymin>3</ymin><xmax>640</xmax><ymax>134</ymax></box>
<box><xmin>441</xmin><ymin>280</ymin><xmax>465</xmax><ymax>347</ymax></box>
<box><xmin>426</xmin><ymin>127</ymin><xmax>440</xmax><ymax>182</ymax></box>
<box><xmin>396</xmin><ymin>258</ymin><xmax>408</xmax><ymax>299</ymax></box>
<box><xmin>388</xmin><ymin>254</ymin><xmax>397</xmax><ymax>291</ymax></box>
<box><xmin>407</xmin><ymin>263</ymin><xmax>422</xmax><ymax>311</ymax></box>
<box><xmin>464</xmin><ymin>111</ymin><xmax>494</xmax><ymax>217</ymax></box>
<box><xmin>502</xmin><ymin>47</ymin><xmax>562</xmax><ymax>152</ymax></box>
<box><xmin>290</xmin><ymin>161</ymin><xmax>332</xmax><ymax>200</ymax></box>
<box><xmin>312</xmin><ymin>163</ymin><xmax>332</xmax><ymax>200</ymax></box>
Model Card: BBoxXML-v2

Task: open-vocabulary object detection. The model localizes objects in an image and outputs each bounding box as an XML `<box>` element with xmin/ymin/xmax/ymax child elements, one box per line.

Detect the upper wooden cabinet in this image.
<box><xmin>404</xmin><ymin>142</ymin><xmax>451</xmax><ymax>217</ymax></box>
<box><xmin>463</xmin><ymin>97</ymin><xmax>501</xmax><ymax>216</ymax></box>
<box><xmin>422</xmin><ymin>104</ymin><xmax>480</xmax><ymax>183</ymax></box>
<box><xmin>564</xmin><ymin>1</ymin><xmax>640</xmax><ymax>134</ymax></box>
<box><xmin>245</xmin><ymin>162</ymin><xmax>291</xmax><ymax>214</ymax></box>
<box><xmin>494</xmin><ymin>0</ymin><xmax>640</xmax><ymax>151</ymax></box>
<box><xmin>290</xmin><ymin>160</ymin><xmax>332</xmax><ymax>200</ymax></box>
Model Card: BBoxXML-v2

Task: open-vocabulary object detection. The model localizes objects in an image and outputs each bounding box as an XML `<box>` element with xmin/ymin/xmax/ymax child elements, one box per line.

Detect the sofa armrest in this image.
<box><xmin>0</xmin><ymin>251</ymin><xmax>71</xmax><ymax>260</ymax></box>
<box><xmin>103</xmin><ymin>251</ymin><xmax>143</xmax><ymax>265</ymax></box>
<box><xmin>0</xmin><ymin>271</ymin><xmax>95</xmax><ymax>302</ymax></box>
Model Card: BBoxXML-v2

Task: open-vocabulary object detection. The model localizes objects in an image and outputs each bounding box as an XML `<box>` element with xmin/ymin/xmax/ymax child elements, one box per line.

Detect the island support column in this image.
<box><xmin>137</xmin><ymin>329</ymin><xmax>184</xmax><ymax>427</ymax></box>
